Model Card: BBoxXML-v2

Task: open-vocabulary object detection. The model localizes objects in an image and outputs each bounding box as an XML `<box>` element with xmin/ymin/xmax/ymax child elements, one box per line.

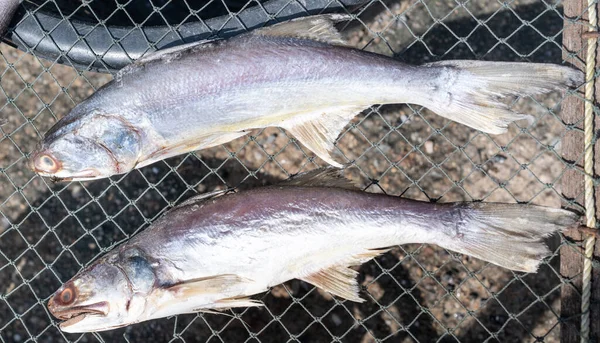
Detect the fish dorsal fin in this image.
<box><xmin>137</xmin><ymin>40</ymin><xmax>217</xmax><ymax>64</ymax></box>
<box><xmin>284</xmin><ymin>167</ymin><xmax>356</xmax><ymax>190</ymax></box>
<box><xmin>117</xmin><ymin>39</ymin><xmax>218</xmax><ymax>77</ymax></box>
<box><xmin>280</xmin><ymin>106</ymin><xmax>364</xmax><ymax>167</ymax></box>
<box><xmin>253</xmin><ymin>14</ymin><xmax>351</xmax><ymax>46</ymax></box>
<box><xmin>301</xmin><ymin>266</ymin><xmax>364</xmax><ymax>302</ymax></box>
<box><xmin>174</xmin><ymin>189</ymin><xmax>233</xmax><ymax>209</ymax></box>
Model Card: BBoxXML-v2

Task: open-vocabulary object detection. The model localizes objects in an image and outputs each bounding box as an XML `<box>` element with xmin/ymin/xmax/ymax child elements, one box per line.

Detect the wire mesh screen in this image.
<box><xmin>0</xmin><ymin>0</ymin><xmax>592</xmax><ymax>342</ymax></box>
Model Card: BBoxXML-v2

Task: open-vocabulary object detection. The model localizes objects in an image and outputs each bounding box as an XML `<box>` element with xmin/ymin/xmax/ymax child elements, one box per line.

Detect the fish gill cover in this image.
<box><xmin>0</xmin><ymin>0</ymin><xmax>593</xmax><ymax>342</ymax></box>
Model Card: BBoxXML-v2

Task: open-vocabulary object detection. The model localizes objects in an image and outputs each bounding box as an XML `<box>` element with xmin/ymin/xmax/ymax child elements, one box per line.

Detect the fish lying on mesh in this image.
<box><xmin>28</xmin><ymin>14</ymin><xmax>582</xmax><ymax>181</ymax></box>
<box><xmin>47</xmin><ymin>168</ymin><xmax>579</xmax><ymax>332</ymax></box>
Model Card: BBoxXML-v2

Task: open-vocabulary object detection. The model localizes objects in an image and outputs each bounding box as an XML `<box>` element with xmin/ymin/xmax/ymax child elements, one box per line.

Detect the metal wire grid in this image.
<box><xmin>0</xmin><ymin>0</ymin><xmax>595</xmax><ymax>342</ymax></box>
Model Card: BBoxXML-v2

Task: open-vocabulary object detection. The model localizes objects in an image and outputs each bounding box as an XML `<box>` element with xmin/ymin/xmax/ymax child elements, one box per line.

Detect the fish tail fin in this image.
<box><xmin>434</xmin><ymin>203</ymin><xmax>579</xmax><ymax>272</ymax></box>
<box><xmin>421</xmin><ymin>61</ymin><xmax>582</xmax><ymax>134</ymax></box>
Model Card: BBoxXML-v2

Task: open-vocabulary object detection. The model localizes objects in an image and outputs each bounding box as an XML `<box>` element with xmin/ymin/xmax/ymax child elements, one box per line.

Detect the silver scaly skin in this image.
<box><xmin>29</xmin><ymin>15</ymin><xmax>581</xmax><ymax>181</ymax></box>
<box><xmin>47</xmin><ymin>169</ymin><xmax>579</xmax><ymax>332</ymax></box>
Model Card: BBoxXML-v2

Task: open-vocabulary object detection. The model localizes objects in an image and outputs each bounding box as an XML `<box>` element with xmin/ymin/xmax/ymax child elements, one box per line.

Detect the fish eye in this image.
<box><xmin>40</xmin><ymin>155</ymin><xmax>56</xmax><ymax>168</ymax></box>
<box><xmin>33</xmin><ymin>153</ymin><xmax>60</xmax><ymax>173</ymax></box>
<box><xmin>58</xmin><ymin>286</ymin><xmax>76</xmax><ymax>305</ymax></box>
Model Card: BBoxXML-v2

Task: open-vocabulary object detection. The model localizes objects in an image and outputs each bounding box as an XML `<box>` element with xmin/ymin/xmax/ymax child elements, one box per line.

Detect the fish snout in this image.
<box><xmin>47</xmin><ymin>296</ymin><xmax>65</xmax><ymax>318</ymax></box>
<box><xmin>47</xmin><ymin>295</ymin><xmax>55</xmax><ymax>311</ymax></box>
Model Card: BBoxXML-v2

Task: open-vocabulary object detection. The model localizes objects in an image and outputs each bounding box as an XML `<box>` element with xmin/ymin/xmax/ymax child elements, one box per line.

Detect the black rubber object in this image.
<box><xmin>6</xmin><ymin>0</ymin><xmax>368</xmax><ymax>74</ymax></box>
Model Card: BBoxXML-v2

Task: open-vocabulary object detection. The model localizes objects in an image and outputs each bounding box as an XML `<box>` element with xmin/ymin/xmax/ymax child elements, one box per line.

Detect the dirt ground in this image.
<box><xmin>0</xmin><ymin>0</ymin><xmax>580</xmax><ymax>342</ymax></box>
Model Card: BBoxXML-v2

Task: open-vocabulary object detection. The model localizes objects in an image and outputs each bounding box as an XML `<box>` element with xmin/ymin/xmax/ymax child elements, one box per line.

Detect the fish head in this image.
<box><xmin>48</xmin><ymin>259</ymin><xmax>132</xmax><ymax>332</ymax></box>
<box><xmin>29</xmin><ymin>108</ymin><xmax>142</xmax><ymax>181</ymax></box>
<box><xmin>48</xmin><ymin>247</ymin><xmax>158</xmax><ymax>332</ymax></box>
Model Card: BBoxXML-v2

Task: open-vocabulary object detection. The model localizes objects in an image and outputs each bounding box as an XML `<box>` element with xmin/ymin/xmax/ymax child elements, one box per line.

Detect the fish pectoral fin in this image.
<box><xmin>153</xmin><ymin>275</ymin><xmax>254</xmax><ymax>319</ymax></box>
<box><xmin>252</xmin><ymin>14</ymin><xmax>351</xmax><ymax>46</ymax></box>
<box><xmin>137</xmin><ymin>131</ymin><xmax>248</xmax><ymax>169</ymax></box>
<box><xmin>300</xmin><ymin>266</ymin><xmax>364</xmax><ymax>303</ymax></box>
<box><xmin>281</xmin><ymin>106</ymin><xmax>364</xmax><ymax>167</ymax></box>
<box><xmin>166</xmin><ymin>274</ymin><xmax>251</xmax><ymax>297</ymax></box>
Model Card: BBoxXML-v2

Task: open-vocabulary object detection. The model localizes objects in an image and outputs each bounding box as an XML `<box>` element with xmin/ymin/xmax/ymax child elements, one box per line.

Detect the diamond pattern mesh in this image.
<box><xmin>0</xmin><ymin>0</ymin><xmax>593</xmax><ymax>342</ymax></box>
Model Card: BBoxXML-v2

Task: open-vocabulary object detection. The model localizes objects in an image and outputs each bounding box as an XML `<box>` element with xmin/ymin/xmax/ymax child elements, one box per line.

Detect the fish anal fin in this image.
<box><xmin>138</xmin><ymin>131</ymin><xmax>248</xmax><ymax>169</ymax></box>
<box><xmin>299</xmin><ymin>249</ymin><xmax>390</xmax><ymax>302</ymax></box>
<box><xmin>283</xmin><ymin>167</ymin><xmax>356</xmax><ymax>190</ymax></box>
<box><xmin>281</xmin><ymin>106</ymin><xmax>363</xmax><ymax>168</ymax></box>
<box><xmin>301</xmin><ymin>266</ymin><xmax>364</xmax><ymax>302</ymax></box>
<box><xmin>253</xmin><ymin>14</ymin><xmax>351</xmax><ymax>46</ymax></box>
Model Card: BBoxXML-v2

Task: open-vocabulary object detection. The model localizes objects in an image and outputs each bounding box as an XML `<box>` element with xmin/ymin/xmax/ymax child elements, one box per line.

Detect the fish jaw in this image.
<box><xmin>56</xmin><ymin>297</ymin><xmax>146</xmax><ymax>333</ymax></box>
<box><xmin>50</xmin><ymin>300</ymin><xmax>112</xmax><ymax>333</ymax></box>
<box><xmin>60</xmin><ymin>313</ymin><xmax>110</xmax><ymax>333</ymax></box>
<box><xmin>49</xmin><ymin>300</ymin><xmax>110</xmax><ymax>320</ymax></box>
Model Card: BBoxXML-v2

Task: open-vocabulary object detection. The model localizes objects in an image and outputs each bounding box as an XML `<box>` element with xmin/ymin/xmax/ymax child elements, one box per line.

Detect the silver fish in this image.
<box><xmin>47</xmin><ymin>168</ymin><xmax>579</xmax><ymax>332</ymax></box>
<box><xmin>29</xmin><ymin>14</ymin><xmax>581</xmax><ymax>181</ymax></box>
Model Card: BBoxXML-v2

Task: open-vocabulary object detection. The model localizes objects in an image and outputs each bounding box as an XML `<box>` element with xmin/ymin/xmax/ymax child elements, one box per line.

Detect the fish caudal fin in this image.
<box><xmin>438</xmin><ymin>203</ymin><xmax>579</xmax><ymax>272</ymax></box>
<box><xmin>422</xmin><ymin>61</ymin><xmax>582</xmax><ymax>134</ymax></box>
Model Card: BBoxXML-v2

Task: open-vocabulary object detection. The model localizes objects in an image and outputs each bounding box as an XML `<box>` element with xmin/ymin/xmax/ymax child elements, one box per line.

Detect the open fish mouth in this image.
<box><xmin>52</xmin><ymin>301</ymin><xmax>110</xmax><ymax>326</ymax></box>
